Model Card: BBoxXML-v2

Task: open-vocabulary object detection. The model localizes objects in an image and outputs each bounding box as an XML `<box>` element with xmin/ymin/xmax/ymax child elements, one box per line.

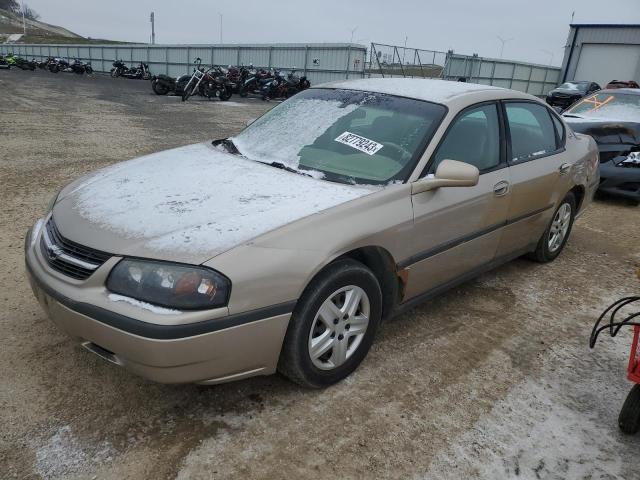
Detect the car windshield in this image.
<box><xmin>558</xmin><ymin>82</ymin><xmax>588</xmax><ymax>92</ymax></box>
<box><xmin>564</xmin><ymin>92</ymin><xmax>640</xmax><ymax>121</ymax></box>
<box><xmin>230</xmin><ymin>88</ymin><xmax>446</xmax><ymax>185</ymax></box>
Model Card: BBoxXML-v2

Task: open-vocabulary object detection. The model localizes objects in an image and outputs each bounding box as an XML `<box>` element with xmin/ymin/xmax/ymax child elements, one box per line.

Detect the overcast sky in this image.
<box><xmin>26</xmin><ymin>0</ymin><xmax>640</xmax><ymax>66</ymax></box>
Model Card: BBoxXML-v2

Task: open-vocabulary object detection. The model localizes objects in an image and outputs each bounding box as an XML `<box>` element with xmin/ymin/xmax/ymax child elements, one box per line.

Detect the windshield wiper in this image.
<box><xmin>268</xmin><ymin>161</ymin><xmax>314</xmax><ymax>178</ymax></box>
<box><xmin>562</xmin><ymin>114</ymin><xmax>584</xmax><ymax>118</ymax></box>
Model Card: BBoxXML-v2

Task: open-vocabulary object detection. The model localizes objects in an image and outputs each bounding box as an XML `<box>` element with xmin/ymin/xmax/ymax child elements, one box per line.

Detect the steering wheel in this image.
<box><xmin>382</xmin><ymin>142</ymin><xmax>412</xmax><ymax>160</ymax></box>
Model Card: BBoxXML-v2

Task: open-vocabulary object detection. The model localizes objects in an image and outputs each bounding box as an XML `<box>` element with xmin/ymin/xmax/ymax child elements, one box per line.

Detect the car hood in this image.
<box><xmin>53</xmin><ymin>143</ymin><xmax>379</xmax><ymax>264</ymax></box>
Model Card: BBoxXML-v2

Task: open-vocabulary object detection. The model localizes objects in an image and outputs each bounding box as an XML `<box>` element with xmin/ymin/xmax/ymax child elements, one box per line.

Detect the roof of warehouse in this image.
<box><xmin>569</xmin><ymin>23</ymin><xmax>640</xmax><ymax>28</ymax></box>
<box><xmin>317</xmin><ymin>78</ymin><xmax>507</xmax><ymax>104</ymax></box>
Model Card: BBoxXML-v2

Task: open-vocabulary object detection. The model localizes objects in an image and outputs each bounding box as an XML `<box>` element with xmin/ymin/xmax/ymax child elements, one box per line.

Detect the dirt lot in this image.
<box><xmin>1</xmin><ymin>69</ymin><xmax>639</xmax><ymax>480</ymax></box>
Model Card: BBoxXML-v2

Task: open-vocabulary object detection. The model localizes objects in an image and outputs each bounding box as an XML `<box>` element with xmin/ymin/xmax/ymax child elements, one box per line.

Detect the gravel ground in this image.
<box><xmin>1</xmin><ymin>69</ymin><xmax>639</xmax><ymax>480</ymax></box>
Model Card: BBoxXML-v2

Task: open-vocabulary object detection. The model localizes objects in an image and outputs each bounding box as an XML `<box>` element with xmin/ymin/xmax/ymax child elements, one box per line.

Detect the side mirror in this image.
<box><xmin>411</xmin><ymin>159</ymin><xmax>479</xmax><ymax>194</ymax></box>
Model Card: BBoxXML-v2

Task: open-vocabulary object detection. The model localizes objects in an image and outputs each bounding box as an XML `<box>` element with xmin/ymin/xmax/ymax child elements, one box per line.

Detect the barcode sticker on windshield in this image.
<box><xmin>335</xmin><ymin>132</ymin><xmax>384</xmax><ymax>156</ymax></box>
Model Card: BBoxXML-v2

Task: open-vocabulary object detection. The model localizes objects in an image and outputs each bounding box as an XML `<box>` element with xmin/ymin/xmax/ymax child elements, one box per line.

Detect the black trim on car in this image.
<box><xmin>397</xmin><ymin>204</ymin><xmax>553</xmax><ymax>269</ymax></box>
<box><xmin>394</xmin><ymin>243</ymin><xmax>537</xmax><ymax>316</ymax></box>
<box><xmin>26</xmin><ymin>259</ymin><xmax>296</xmax><ymax>340</ymax></box>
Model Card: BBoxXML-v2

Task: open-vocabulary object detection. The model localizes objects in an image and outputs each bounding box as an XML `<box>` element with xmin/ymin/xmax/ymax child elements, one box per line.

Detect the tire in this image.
<box><xmin>219</xmin><ymin>87</ymin><xmax>232</xmax><ymax>101</ymax></box>
<box><xmin>619</xmin><ymin>384</ymin><xmax>640</xmax><ymax>435</ymax></box>
<box><xmin>528</xmin><ymin>192</ymin><xmax>576</xmax><ymax>263</ymax></box>
<box><xmin>181</xmin><ymin>87</ymin><xmax>191</xmax><ymax>102</ymax></box>
<box><xmin>278</xmin><ymin>258</ymin><xmax>382</xmax><ymax>388</ymax></box>
<box><xmin>151</xmin><ymin>80</ymin><xmax>169</xmax><ymax>95</ymax></box>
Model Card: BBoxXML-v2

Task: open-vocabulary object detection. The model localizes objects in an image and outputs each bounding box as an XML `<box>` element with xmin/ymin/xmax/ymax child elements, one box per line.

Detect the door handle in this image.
<box><xmin>493</xmin><ymin>181</ymin><xmax>510</xmax><ymax>196</ymax></box>
<box><xmin>559</xmin><ymin>163</ymin><xmax>571</xmax><ymax>175</ymax></box>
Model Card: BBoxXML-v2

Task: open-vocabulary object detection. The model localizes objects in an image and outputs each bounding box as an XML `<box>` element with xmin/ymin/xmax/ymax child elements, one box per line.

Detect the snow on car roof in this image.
<box><xmin>316</xmin><ymin>78</ymin><xmax>507</xmax><ymax>104</ymax></box>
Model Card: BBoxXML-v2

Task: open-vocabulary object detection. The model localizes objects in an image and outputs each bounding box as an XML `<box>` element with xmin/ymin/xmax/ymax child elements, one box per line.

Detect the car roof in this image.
<box><xmin>315</xmin><ymin>78</ymin><xmax>537</xmax><ymax>106</ymax></box>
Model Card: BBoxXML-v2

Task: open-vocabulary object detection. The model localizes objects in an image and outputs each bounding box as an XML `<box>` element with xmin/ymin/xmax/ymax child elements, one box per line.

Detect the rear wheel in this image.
<box><xmin>219</xmin><ymin>87</ymin><xmax>232</xmax><ymax>101</ymax></box>
<box><xmin>278</xmin><ymin>259</ymin><xmax>382</xmax><ymax>388</ymax></box>
<box><xmin>619</xmin><ymin>384</ymin><xmax>640</xmax><ymax>435</ymax></box>
<box><xmin>528</xmin><ymin>192</ymin><xmax>576</xmax><ymax>263</ymax></box>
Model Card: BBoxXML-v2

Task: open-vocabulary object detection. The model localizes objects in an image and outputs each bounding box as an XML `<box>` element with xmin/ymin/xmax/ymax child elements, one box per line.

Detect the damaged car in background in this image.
<box><xmin>563</xmin><ymin>88</ymin><xmax>640</xmax><ymax>205</ymax></box>
<box><xmin>25</xmin><ymin>78</ymin><xmax>599</xmax><ymax>388</ymax></box>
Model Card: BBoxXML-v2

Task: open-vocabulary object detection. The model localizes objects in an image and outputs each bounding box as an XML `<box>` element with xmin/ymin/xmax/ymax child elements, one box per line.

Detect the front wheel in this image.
<box><xmin>110</xmin><ymin>68</ymin><xmax>119</xmax><ymax>78</ymax></box>
<box><xmin>152</xmin><ymin>80</ymin><xmax>170</xmax><ymax>95</ymax></box>
<box><xmin>219</xmin><ymin>87</ymin><xmax>232</xmax><ymax>101</ymax></box>
<box><xmin>181</xmin><ymin>86</ymin><xmax>192</xmax><ymax>102</ymax></box>
<box><xmin>278</xmin><ymin>258</ymin><xmax>382</xmax><ymax>388</ymax></box>
<box><xmin>528</xmin><ymin>192</ymin><xmax>576</xmax><ymax>263</ymax></box>
<box><xmin>619</xmin><ymin>384</ymin><xmax>640</xmax><ymax>435</ymax></box>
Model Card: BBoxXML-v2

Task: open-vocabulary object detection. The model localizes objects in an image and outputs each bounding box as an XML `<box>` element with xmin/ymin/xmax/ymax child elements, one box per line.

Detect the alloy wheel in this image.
<box><xmin>308</xmin><ymin>285</ymin><xmax>370</xmax><ymax>370</ymax></box>
<box><xmin>548</xmin><ymin>203</ymin><xmax>572</xmax><ymax>253</ymax></box>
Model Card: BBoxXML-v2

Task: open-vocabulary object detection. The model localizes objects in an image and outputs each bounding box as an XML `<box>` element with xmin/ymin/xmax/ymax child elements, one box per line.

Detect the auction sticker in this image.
<box><xmin>335</xmin><ymin>132</ymin><xmax>384</xmax><ymax>155</ymax></box>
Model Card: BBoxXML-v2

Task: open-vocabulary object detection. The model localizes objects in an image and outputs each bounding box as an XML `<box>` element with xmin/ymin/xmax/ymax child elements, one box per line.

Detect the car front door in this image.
<box><xmin>401</xmin><ymin>102</ymin><xmax>512</xmax><ymax>301</ymax></box>
<box><xmin>497</xmin><ymin>101</ymin><xmax>572</xmax><ymax>256</ymax></box>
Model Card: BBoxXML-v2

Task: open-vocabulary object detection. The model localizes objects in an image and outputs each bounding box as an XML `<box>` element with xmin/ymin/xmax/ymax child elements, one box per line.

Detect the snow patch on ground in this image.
<box><xmin>422</xmin><ymin>336</ymin><xmax>637</xmax><ymax>480</ymax></box>
<box><xmin>108</xmin><ymin>293</ymin><xmax>181</xmax><ymax>315</ymax></box>
<box><xmin>33</xmin><ymin>425</ymin><xmax>115</xmax><ymax>479</ymax></box>
<box><xmin>68</xmin><ymin>143</ymin><xmax>376</xmax><ymax>256</ymax></box>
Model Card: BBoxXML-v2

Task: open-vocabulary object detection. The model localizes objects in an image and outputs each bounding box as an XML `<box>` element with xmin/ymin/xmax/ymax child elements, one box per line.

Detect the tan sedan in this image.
<box><xmin>25</xmin><ymin>79</ymin><xmax>599</xmax><ymax>388</ymax></box>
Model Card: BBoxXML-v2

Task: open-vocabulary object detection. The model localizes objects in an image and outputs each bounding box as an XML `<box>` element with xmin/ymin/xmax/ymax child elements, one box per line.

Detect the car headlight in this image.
<box><xmin>106</xmin><ymin>259</ymin><xmax>231</xmax><ymax>310</ymax></box>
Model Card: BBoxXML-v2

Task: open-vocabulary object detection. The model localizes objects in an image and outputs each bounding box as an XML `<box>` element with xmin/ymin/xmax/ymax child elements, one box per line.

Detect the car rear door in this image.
<box><xmin>496</xmin><ymin>101</ymin><xmax>573</xmax><ymax>255</ymax></box>
<box><xmin>401</xmin><ymin>102</ymin><xmax>512</xmax><ymax>300</ymax></box>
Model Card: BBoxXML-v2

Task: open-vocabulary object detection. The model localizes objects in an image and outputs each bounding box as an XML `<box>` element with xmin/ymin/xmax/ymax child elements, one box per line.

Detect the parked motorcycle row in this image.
<box><xmin>1</xmin><ymin>53</ymin><xmax>311</xmax><ymax>102</ymax></box>
<box><xmin>151</xmin><ymin>59</ymin><xmax>311</xmax><ymax>102</ymax></box>
<box><xmin>0</xmin><ymin>54</ymin><xmax>93</xmax><ymax>74</ymax></box>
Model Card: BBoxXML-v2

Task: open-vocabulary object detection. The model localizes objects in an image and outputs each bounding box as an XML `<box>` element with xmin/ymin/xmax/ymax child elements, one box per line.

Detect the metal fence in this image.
<box><xmin>0</xmin><ymin>43</ymin><xmax>367</xmax><ymax>84</ymax></box>
<box><xmin>442</xmin><ymin>53</ymin><xmax>561</xmax><ymax>96</ymax></box>
<box><xmin>367</xmin><ymin>43</ymin><xmax>447</xmax><ymax>78</ymax></box>
<box><xmin>366</xmin><ymin>43</ymin><xmax>561</xmax><ymax>96</ymax></box>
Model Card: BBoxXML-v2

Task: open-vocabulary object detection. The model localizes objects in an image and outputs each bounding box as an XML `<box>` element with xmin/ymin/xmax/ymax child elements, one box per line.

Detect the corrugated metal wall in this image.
<box><xmin>560</xmin><ymin>24</ymin><xmax>640</xmax><ymax>83</ymax></box>
<box><xmin>442</xmin><ymin>53</ymin><xmax>560</xmax><ymax>96</ymax></box>
<box><xmin>0</xmin><ymin>43</ymin><xmax>367</xmax><ymax>83</ymax></box>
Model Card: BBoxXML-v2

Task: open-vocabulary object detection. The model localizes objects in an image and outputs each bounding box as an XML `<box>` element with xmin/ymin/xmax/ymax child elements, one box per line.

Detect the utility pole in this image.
<box><xmin>350</xmin><ymin>26</ymin><xmax>358</xmax><ymax>44</ymax></box>
<box><xmin>20</xmin><ymin>0</ymin><xmax>26</xmax><ymax>35</ymax></box>
<box><xmin>403</xmin><ymin>35</ymin><xmax>407</xmax><ymax>63</ymax></box>
<box><xmin>496</xmin><ymin>35</ymin><xmax>513</xmax><ymax>59</ymax></box>
<box><xmin>219</xmin><ymin>13</ymin><xmax>223</xmax><ymax>44</ymax></box>
<box><xmin>540</xmin><ymin>49</ymin><xmax>554</xmax><ymax>66</ymax></box>
<box><xmin>150</xmin><ymin>12</ymin><xmax>155</xmax><ymax>45</ymax></box>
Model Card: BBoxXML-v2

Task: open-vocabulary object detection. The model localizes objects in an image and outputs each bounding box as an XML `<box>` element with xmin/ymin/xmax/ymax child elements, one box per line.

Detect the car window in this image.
<box><xmin>505</xmin><ymin>103</ymin><xmax>557</xmax><ymax>163</ymax></box>
<box><xmin>430</xmin><ymin>104</ymin><xmax>500</xmax><ymax>173</ymax></box>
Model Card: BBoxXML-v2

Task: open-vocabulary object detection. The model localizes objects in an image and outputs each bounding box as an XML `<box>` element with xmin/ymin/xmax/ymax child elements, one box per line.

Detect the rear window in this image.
<box><xmin>505</xmin><ymin>103</ymin><xmax>557</xmax><ymax>163</ymax></box>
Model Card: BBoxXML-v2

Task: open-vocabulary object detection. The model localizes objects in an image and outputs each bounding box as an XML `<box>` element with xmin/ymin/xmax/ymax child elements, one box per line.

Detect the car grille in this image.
<box><xmin>40</xmin><ymin>218</ymin><xmax>112</xmax><ymax>280</ymax></box>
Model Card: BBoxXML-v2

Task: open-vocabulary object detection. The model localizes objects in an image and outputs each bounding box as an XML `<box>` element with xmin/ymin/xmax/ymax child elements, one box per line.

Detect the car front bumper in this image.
<box><xmin>24</xmin><ymin>225</ymin><xmax>292</xmax><ymax>384</ymax></box>
<box><xmin>598</xmin><ymin>161</ymin><xmax>640</xmax><ymax>202</ymax></box>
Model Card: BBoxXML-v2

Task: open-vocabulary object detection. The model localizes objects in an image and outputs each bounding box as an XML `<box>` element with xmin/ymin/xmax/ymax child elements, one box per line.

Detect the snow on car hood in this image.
<box><xmin>53</xmin><ymin>143</ymin><xmax>378</xmax><ymax>264</ymax></box>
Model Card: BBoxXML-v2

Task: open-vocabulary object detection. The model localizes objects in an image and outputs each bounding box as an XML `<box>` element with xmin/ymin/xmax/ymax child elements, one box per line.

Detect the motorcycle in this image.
<box><xmin>151</xmin><ymin>73</ymin><xmax>191</xmax><ymax>96</ymax></box>
<box><xmin>121</xmin><ymin>62</ymin><xmax>151</xmax><ymax>80</ymax></box>
<box><xmin>0</xmin><ymin>55</ymin><xmax>10</xmax><ymax>70</ymax></box>
<box><xmin>181</xmin><ymin>59</ymin><xmax>234</xmax><ymax>102</ymax></box>
<box><xmin>5</xmin><ymin>53</ymin><xmax>16</xmax><ymax>66</ymax></box>
<box><xmin>225</xmin><ymin>65</ymin><xmax>251</xmax><ymax>93</ymax></box>
<box><xmin>239</xmin><ymin>68</ymin><xmax>273</xmax><ymax>97</ymax></box>
<box><xmin>37</xmin><ymin>57</ymin><xmax>55</xmax><ymax>70</ymax></box>
<box><xmin>260</xmin><ymin>69</ymin><xmax>310</xmax><ymax>100</ymax></box>
<box><xmin>14</xmin><ymin>56</ymin><xmax>36</xmax><ymax>71</ymax></box>
<box><xmin>49</xmin><ymin>58</ymin><xmax>92</xmax><ymax>74</ymax></box>
<box><xmin>111</xmin><ymin>59</ymin><xmax>129</xmax><ymax>77</ymax></box>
